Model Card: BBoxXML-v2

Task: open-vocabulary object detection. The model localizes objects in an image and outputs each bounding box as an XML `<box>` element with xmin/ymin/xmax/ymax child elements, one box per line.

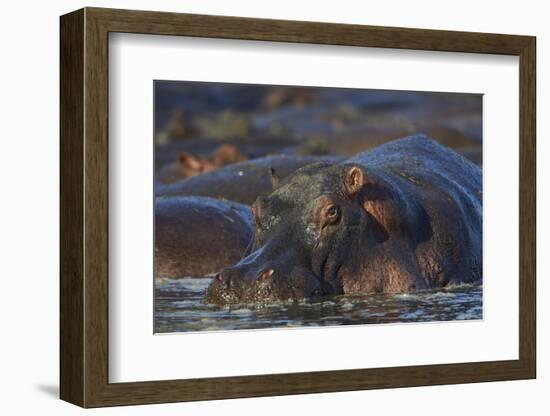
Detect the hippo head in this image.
<box><xmin>205</xmin><ymin>162</ymin><xmax>391</xmax><ymax>304</ymax></box>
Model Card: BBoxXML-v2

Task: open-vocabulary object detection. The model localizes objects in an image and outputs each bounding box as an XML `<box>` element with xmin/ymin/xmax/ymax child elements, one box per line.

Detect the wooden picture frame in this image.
<box><xmin>60</xmin><ymin>7</ymin><xmax>536</xmax><ymax>408</ymax></box>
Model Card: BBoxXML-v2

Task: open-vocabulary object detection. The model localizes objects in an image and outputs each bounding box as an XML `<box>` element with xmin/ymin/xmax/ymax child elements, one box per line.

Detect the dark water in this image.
<box><xmin>154</xmin><ymin>277</ymin><xmax>482</xmax><ymax>333</ymax></box>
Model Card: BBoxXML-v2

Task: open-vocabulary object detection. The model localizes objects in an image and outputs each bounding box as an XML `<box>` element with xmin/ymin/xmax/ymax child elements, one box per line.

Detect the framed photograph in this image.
<box><xmin>60</xmin><ymin>7</ymin><xmax>536</xmax><ymax>408</ymax></box>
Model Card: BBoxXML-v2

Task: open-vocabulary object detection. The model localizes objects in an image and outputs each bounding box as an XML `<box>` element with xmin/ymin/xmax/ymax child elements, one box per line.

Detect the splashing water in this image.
<box><xmin>154</xmin><ymin>277</ymin><xmax>482</xmax><ymax>333</ymax></box>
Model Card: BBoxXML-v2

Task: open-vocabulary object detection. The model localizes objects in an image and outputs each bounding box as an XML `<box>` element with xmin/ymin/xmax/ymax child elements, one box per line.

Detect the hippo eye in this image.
<box><xmin>325</xmin><ymin>205</ymin><xmax>340</xmax><ymax>224</ymax></box>
<box><xmin>326</xmin><ymin>205</ymin><xmax>340</xmax><ymax>220</ymax></box>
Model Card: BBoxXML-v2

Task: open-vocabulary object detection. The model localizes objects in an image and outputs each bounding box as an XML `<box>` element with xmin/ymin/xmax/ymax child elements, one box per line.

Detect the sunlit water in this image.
<box><xmin>154</xmin><ymin>277</ymin><xmax>482</xmax><ymax>333</ymax></box>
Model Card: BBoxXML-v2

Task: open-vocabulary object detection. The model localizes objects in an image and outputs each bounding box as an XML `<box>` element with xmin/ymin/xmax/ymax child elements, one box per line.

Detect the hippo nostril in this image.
<box><xmin>258</xmin><ymin>269</ymin><xmax>274</xmax><ymax>282</ymax></box>
<box><xmin>215</xmin><ymin>272</ymin><xmax>231</xmax><ymax>288</ymax></box>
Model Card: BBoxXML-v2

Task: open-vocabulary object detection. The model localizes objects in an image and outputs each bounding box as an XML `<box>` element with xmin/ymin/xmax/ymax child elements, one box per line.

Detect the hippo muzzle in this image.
<box><xmin>204</xmin><ymin>242</ymin><xmax>328</xmax><ymax>304</ymax></box>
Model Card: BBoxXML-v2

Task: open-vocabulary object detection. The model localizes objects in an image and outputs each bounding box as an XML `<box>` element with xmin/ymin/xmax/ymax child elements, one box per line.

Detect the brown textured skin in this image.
<box><xmin>338</xmin><ymin>137</ymin><xmax>482</xmax><ymax>294</ymax></box>
<box><xmin>339</xmin><ymin>169</ymin><xmax>481</xmax><ymax>293</ymax></box>
<box><xmin>155</xmin><ymin>196</ymin><xmax>253</xmax><ymax>278</ymax></box>
<box><xmin>206</xmin><ymin>135</ymin><xmax>482</xmax><ymax>304</ymax></box>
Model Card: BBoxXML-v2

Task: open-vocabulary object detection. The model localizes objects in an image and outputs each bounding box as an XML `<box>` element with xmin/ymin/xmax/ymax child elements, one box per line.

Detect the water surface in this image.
<box><xmin>154</xmin><ymin>277</ymin><xmax>482</xmax><ymax>333</ymax></box>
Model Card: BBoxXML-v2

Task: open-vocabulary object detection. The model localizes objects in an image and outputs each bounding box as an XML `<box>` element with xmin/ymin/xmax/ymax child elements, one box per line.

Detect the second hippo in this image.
<box><xmin>155</xmin><ymin>196</ymin><xmax>253</xmax><ymax>278</ymax></box>
<box><xmin>156</xmin><ymin>154</ymin><xmax>344</xmax><ymax>205</ymax></box>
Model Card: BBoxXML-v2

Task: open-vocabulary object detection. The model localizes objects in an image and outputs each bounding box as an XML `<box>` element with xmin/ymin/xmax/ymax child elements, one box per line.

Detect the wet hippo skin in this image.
<box><xmin>155</xmin><ymin>196</ymin><xmax>253</xmax><ymax>278</ymax></box>
<box><xmin>206</xmin><ymin>135</ymin><xmax>482</xmax><ymax>304</ymax></box>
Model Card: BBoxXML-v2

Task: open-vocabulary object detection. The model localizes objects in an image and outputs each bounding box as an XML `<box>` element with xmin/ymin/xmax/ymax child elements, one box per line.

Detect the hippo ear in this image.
<box><xmin>178</xmin><ymin>152</ymin><xmax>202</xmax><ymax>170</ymax></box>
<box><xmin>269</xmin><ymin>167</ymin><xmax>280</xmax><ymax>189</ymax></box>
<box><xmin>344</xmin><ymin>165</ymin><xmax>366</xmax><ymax>196</ymax></box>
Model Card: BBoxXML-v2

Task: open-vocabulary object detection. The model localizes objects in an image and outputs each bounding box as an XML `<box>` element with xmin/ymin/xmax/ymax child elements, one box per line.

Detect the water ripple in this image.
<box><xmin>154</xmin><ymin>277</ymin><xmax>482</xmax><ymax>333</ymax></box>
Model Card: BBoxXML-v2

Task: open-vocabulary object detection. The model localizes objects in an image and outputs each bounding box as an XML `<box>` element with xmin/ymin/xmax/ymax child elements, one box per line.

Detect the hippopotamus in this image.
<box><xmin>157</xmin><ymin>154</ymin><xmax>344</xmax><ymax>205</ymax></box>
<box><xmin>157</xmin><ymin>144</ymin><xmax>247</xmax><ymax>184</ymax></box>
<box><xmin>205</xmin><ymin>135</ymin><xmax>482</xmax><ymax>304</ymax></box>
<box><xmin>155</xmin><ymin>196</ymin><xmax>253</xmax><ymax>278</ymax></box>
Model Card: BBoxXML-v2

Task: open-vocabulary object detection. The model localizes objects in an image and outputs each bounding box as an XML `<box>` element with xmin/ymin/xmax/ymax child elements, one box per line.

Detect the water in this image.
<box><xmin>154</xmin><ymin>277</ymin><xmax>482</xmax><ymax>333</ymax></box>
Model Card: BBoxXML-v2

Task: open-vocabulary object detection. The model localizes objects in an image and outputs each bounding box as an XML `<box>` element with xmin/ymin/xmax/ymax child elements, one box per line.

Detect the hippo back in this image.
<box><xmin>347</xmin><ymin>134</ymin><xmax>482</xmax><ymax>286</ymax></box>
<box><xmin>348</xmin><ymin>135</ymin><xmax>481</xmax><ymax>196</ymax></box>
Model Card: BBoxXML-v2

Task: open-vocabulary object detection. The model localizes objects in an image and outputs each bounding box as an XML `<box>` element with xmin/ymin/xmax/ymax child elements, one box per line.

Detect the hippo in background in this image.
<box><xmin>157</xmin><ymin>154</ymin><xmax>344</xmax><ymax>205</ymax></box>
<box><xmin>155</xmin><ymin>196</ymin><xmax>253</xmax><ymax>278</ymax></box>
<box><xmin>157</xmin><ymin>144</ymin><xmax>247</xmax><ymax>184</ymax></box>
<box><xmin>206</xmin><ymin>135</ymin><xmax>482</xmax><ymax>304</ymax></box>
